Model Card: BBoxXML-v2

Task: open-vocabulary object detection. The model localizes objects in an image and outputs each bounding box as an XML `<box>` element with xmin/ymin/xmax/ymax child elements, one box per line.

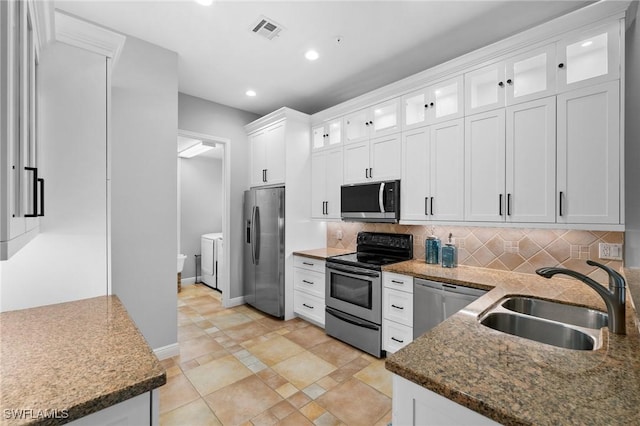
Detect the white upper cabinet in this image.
<box><xmin>556</xmin><ymin>21</ymin><xmax>620</xmax><ymax>92</ymax></box>
<box><xmin>344</xmin><ymin>98</ymin><xmax>401</xmax><ymax>144</ymax></box>
<box><xmin>465</xmin><ymin>63</ymin><xmax>506</xmax><ymax>115</ymax></box>
<box><xmin>505</xmin><ymin>97</ymin><xmax>557</xmax><ymax>223</ymax></box>
<box><xmin>312</xmin><ymin>117</ymin><xmax>342</xmax><ymax>151</ymax></box>
<box><xmin>505</xmin><ymin>44</ymin><xmax>556</xmax><ymax>105</ymax></box>
<box><xmin>403</xmin><ymin>76</ymin><xmax>463</xmax><ymax>130</ymax></box>
<box><xmin>311</xmin><ymin>147</ymin><xmax>343</xmax><ymax>219</ymax></box>
<box><xmin>249</xmin><ymin>121</ymin><xmax>286</xmax><ymax>187</ymax></box>
<box><xmin>557</xmin><ymin>81</ymin><xmax>620</xmax><ymax>225</ymax></box>
<box><xmin>401</xmin><ymin>119</ymin><xmax>464</xmax><ymax>222</ymax></box>
<box><xmin>344</xmin><ymin>134</ymin><xmax>401</xmax><ymax>184</ymax></box>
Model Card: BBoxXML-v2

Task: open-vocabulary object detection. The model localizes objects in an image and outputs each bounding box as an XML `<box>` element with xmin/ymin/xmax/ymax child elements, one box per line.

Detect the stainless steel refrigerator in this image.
<box><xmin>243</xmin><ymin>186</ymin><xmax>285</xmax><ymax>318</ymax></box>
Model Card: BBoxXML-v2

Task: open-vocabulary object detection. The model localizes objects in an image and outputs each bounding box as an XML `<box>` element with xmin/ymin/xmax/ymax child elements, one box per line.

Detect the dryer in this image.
<box><xmin>201</xmin><ymin>233</ymin><xmax>223</xmax><ymax>290</ymax></box>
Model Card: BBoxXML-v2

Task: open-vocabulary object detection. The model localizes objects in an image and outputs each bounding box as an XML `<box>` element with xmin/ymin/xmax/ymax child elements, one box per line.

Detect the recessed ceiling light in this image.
<box><xmin>246</xmin><ymin>90</ymin><xmax>257</xmax><ymax>97</ymax></box>
<box><xmin>581</xmin><ymin>40</ymin><xmax>593</xmax><ymax>47</ymax></box>
<box><xmin>305</xmin><ymin>50</ymin><xmax>319</xmax><ymax>61</ymax></box>
<box><xmin>194</xmin><ymin>0</ymin><xmax>213</xmax><ymax>6</ymax></box>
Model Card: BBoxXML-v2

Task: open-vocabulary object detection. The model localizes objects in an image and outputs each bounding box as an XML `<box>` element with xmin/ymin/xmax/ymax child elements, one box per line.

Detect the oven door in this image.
<box><xmin>325</xmin><ymin>262</ymin><xmax>381</xmax><ymax>324</ymax></box>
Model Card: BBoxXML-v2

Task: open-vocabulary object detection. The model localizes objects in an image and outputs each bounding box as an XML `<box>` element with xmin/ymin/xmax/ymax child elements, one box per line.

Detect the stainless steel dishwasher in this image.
<box><xmin>414</xmin><ymin>278</ymin><xmax>487</xmax><ymax>339</ymax></box>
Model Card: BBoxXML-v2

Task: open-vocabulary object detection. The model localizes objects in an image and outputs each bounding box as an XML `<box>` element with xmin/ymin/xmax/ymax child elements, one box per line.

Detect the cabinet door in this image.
<box><xmin>402</xmin><ymin>87</ymin><xmax>429</xmax><ymax>131</ymax></box>
<box><xmin>506</xmin><ymin>97</ymin><xmax>556</xmax><ymax>223</ymax></box>
<box><xmin>325</xmin><ymin>147</ymin><xmax>343</xmax><ymax>219</ymax></box>
<box><xmin>344</xmin><ymin>109</ymin><xmax>369</xmax><ymax>144</ymax></box>
<box><xmin>249</xmin><ymin>130</ymin><xmax>268</xmax><ymax>186</ymax></box>
<box><xmin>464</xmin><ymin>110</ymin><xmax>506</xmax><ymax>222</ymax></box>
<box><xmin>505</xmin><ymin>44</ymin><xmax>556</xmax><ymax>105</ymax></box>
<box><xmin>430</xmin><ymin>76</ymin><xmax>464</xmax><ymax>124</ymax></box>
<box><xmin>264</xmin><ymin>122</ymin><xmax>285</xmax><ymax>184</ymax></box>
<box><xmin>370</xmin><ymin>133</ymin><xmax>401</xmax><ymax>182</ymax></box>
<box><xmin>311</xmin><ymin>151</ymin><xmax>326</xmax><ymax>219</ymax></box>
<box><xmin>430</xmin><ymin>119</ymin><xmax>464</xmax><ymax>221</ymax></box>
<box><xmin>343</xmin><ymin>140</ymin><xmax>370</xmax><ymax>184</ymax></box>
<box><xmin>401</xmin><ymin>127</ymin><xmax>430</xmax><ymax>221</ymax></box>
<box><xmin>370</xmin><ymin>98</ymin><xmax>401</xmax><ymax>138</ymax></box>
<box><xmin>465</xmin><ymin>62</ymin><xmax>506</xmax><ymax>115</ymax></box>
<box><xmin>557</xmin><ymin>81</ymin><xmax>620</xmax><ymax>224</ymax></box>
<box><xmin>312</xmin><ymin>125</ymin><xmax>326</xmax><ymax>150</ymax></box>
<box><xmin>327</xmin><ymin>118</ymin><xmax>343</xmax><ymax>147</ymax></box>
<box><xmin>556</xmin><ymin>21</ymin><xmax>620</xmax><ymax>92</ymax></box>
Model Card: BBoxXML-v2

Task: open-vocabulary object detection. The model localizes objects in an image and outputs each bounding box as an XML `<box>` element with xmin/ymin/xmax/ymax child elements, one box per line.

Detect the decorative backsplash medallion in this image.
<box><xmin>326</xmin><ymin>222</ymin><xmax>623</xmax><ymax>282</ymax></box>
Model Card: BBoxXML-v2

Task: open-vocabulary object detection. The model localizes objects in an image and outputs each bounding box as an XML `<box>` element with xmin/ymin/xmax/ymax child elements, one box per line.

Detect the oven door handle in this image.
<box><xmin>326</xmin><ymin>307</ymin><xmax>379</xmax><ymax>330</ymax></box>
<box><xmin>326</xmin><ymin>264</ymin><xmax>380</xmax><ymax>278</ymax></box>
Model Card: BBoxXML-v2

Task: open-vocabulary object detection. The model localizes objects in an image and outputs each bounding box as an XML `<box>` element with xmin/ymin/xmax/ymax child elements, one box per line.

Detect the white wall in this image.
<box><xmin>0</xmin><ymin>42</ymin><xmax>108</xmax><ymax>311</ymax></box>
<box><xmin>625</xmin><ymin>4</ymin><xmax>640</xmax><ymax>267</ymax></box>
<box><xmin>178</xmin><ymin>93</ymin><xmax>259</xmax><ymax>299</ymax></box>
<box><xmin>179</xmin><ymin>155</ymin><xmax>223</xmax><ymax>279</ymax></box>
<box><xmin>111</xmin><ymin>36</ymin><xmax>178</xmax><ymax>350</ymax></box>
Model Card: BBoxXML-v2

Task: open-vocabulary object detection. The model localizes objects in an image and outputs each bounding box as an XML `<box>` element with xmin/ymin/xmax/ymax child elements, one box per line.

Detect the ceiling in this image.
<box><xmin>56</xmin><ymin>0</ymin><xmax>594</xmax><ymax>117</ymax></box>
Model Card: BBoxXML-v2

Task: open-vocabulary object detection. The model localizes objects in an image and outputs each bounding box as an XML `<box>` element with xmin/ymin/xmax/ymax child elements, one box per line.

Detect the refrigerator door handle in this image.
<box><xmin>250</xmin><ymin>206</ymin><xmax>257</xmax><ymax>265</ymax></box>
<box><xmin>254</xmin><ymin>206</ymin><xmax>261</xmax><ymax>263</ymax></box>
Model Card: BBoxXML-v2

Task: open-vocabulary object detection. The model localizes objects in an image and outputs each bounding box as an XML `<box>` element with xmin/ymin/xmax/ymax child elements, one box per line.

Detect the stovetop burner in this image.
<box><xmin>327</xmin><ymin>232</ymin><xmax>413</xmax><ymax>270</ymax></box>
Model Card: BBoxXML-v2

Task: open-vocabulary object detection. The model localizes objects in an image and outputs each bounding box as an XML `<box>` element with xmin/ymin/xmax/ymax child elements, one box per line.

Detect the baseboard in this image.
<box><xmin>154</xmin><ymin>343</ymin><xmax>179</xmax><ymax>360</ymax></box>
<box><xmin>224</xmin><ymin>295</ymin><xmax>245</xmax><ymax>308</ymax></box>
<box><xmin>181</xmin><ymin>276</ymin><xmax>196</xmax><ymax>285</ymax></box>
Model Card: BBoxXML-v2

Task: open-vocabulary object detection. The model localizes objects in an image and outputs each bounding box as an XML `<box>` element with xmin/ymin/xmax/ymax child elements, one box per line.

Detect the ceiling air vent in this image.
<box><xmin>251</xmin><ymin>15</ymin><xmax>284</xmax><ymax>40</ymax></box>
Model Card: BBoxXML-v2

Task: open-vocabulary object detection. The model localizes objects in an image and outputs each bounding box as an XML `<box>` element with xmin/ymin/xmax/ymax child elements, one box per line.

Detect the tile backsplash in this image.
<box><xmin>326</xmin><ymin>222</ymin><xmax>623</xmax><ymax>282</ymax></box>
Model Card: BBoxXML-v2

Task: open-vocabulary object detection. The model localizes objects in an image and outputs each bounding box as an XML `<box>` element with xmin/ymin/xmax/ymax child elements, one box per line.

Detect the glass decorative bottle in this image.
<box><xmin>441</xmin><ymin>233</ymin><xmax>458</xmax><ymax>268</ymax></box>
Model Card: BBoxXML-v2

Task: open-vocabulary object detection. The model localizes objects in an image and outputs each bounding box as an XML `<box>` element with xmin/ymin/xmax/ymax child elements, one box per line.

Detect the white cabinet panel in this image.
<box><xmin>506</xmin><ymin>97</ymin><xmax>556</xmax><ymax>223</ymax></box>
<box><xmin>383</xmin><ymin>321</ymin><xmax>413</xmax><ymax>353</ymax></box>
<box><xmin>464</xmin><ymin>110</ymin><xmax>506</xmax><ymax>222</ymax></box>
<box><xmin>557</xmin><ymin>81</ymin><xmax>620</xmax><ymax>224</ymax></box>
<box><xmin>401</xmin><ymin>127</ymin><xmax>430</xmax><ymax>221</ymax></box>
<box><xmin>293</xmin><ymin>255</ymin><xmax>326</xmax><ymax>273</ymax></box>
<box><xmin>430</xmin><ymin>119</ymin><xmax>465</xmax><ymax>221</ymax></box>
<box><xmin>249</xmin><ymin>121</ymin><xmax>285</xmax><ymax>187</ymax></box>
<box><xmin>557</xmin><ymin>21</ymin><xmax>620</xmax><ymax>92</ymax></box>
<box><xmin>294</xmin><ymin>268</ymin><xmax>325</xmax><ymax>298</ymax></box>
<box><xmin>370</xmin><ymin>133</ymin><xmax>401</xmax><ymax>182</ymax></box>
<box><xmin>311</xmin><ymin>151</ymin><xmax>326</xmax><ymax>218</ymax></box>
<box><xmin>311</xmin><ymin>148</ymin><xmax>343</xmax><ymax>219</ymax></box>
<box><xmin>294</xmin><ymin>290</ymin><xmax>325</xmax><ymax>326</ymax></box>
<box><xmin>383</xmin><ymin>287</ymin><xmax>413</xmax><ymax>326</ymax></box>
<box><xmin>383</xmin><ymin>272</ymin><xmax>414</xmax><ymax>294</ymax></box>
<box><xmin>343</xmin><ymin>140</ymin><xmax>370</xmax><ymax>184</ymax></box>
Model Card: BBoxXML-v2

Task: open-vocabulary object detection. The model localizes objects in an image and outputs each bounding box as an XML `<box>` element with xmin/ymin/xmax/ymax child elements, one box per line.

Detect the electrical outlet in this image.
<box><xmin>598</xmin><ymin>243</ymin><xmax>623</xmax><ymax>261</ymax></box>
<box><xmin>336</xmin><ymin>230</ymin><xmax>343</xmax><ymax>240</ymax></box>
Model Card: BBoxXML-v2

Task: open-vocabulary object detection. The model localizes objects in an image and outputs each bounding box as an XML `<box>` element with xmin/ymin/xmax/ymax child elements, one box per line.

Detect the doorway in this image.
<box><xmin>177</xmin><ymin>129</ymin><xmax>231</xmax><ymax>305</ymax></box>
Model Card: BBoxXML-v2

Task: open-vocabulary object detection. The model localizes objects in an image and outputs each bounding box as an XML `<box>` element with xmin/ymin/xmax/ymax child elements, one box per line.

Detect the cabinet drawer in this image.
<box><xmin>294</xmin><ymin>291</ymin><xmax>325</xmax><ymax>327</ymax></box>
<box><xmin>383</xmin><ymin>320</ymin><xmax>413</xmax><ymax>353</ymax></box>
<box><xmin>383</xmin><ymin>287</ymin><xmax>413</xmax><ymax>327</ymax></box>
<box><xmin>293</xmin><ymin>255</ymin><xmax>326</xmax><ymax>273</ymax></box>
<box><xmin>383</xmin><ymin>272</ymin><xmax>413</xmax><ymax>294</ymax></box>
<box><xmin>294</xmin><ymin>268</ymin><xmax>325</xmax><ymax>298</ymax></box>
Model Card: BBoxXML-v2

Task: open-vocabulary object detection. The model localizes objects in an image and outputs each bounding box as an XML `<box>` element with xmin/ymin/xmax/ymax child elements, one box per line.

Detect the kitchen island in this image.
<box><xmin>384</xmin><ymin>260</ymin><xmax>640</xmax><ymax>425</ymax></box>
<box><xmin>0</xmin><ymin>296</ymin><xmax>166</xmax><ymax>425</ymax></box>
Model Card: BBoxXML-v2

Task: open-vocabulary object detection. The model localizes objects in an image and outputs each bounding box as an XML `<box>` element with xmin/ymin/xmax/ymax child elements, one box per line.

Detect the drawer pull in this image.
<box><xmin>302</xmin><ymin>280</ymin><xmax>314</xmax><ymax>285</ymax></box>
<box><xmin>391</xmin><ymin>304</ymin><xmax>404</xmax><ymax>310</ymax></box>
<box><xmin>302</xmin><ymin>262</ymin><xmax>314</xmax><ymax>266</ymax></box>
<box><xmin>302</xmin><ymin>303</ymin><xmax>314</xmax><ymax>309</ymax></box>
<box><xmin>391</xmin><ymin>337</ymin><xmax>404</xmax><ymax>343</ymax></box>
<box><xmin>391</xmin><ymin>280</ymin><xmax>404</xmax><ymax>284</ymax></box>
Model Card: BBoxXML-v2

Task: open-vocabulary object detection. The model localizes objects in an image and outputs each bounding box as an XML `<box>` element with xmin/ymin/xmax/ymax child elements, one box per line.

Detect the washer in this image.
<box><xmin>201</xmin><ymin>233</ymin><xmax>223</xmax><ymax>290</ymax></box>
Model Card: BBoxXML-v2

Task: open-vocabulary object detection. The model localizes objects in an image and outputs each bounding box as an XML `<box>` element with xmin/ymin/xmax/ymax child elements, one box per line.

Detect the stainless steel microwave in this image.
<box><xmin>341</xmin><ymin>180</ymin><xmax>400</xmax><ymax>223</ymax></box>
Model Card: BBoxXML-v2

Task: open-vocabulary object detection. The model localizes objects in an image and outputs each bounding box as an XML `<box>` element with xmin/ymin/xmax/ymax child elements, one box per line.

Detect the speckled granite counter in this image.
<box><xmin>293</xmin><ymin>247</ymin><xmax>353</xmax><ymax>260</ymax></box>
<box><xmin>0</xmin><ymin>296</ymin><xmax>166</xmax><ymax>425</ymax></box>
<box><xmin>384</xmin><ymin>260</ymin><xmax>640</xmax><ymax>425</ymax></box>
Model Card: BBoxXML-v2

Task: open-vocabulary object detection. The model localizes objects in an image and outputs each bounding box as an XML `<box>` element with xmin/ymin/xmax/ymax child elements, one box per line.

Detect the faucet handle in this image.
<box><xmin>587</xmin><ymin>260</ymin><xmax>625</xmax><ymax>288</ymax></box>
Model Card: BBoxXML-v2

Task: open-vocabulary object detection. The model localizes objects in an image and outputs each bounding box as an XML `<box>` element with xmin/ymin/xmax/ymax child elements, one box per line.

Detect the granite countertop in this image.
<box><xmin>384</xmin><ymin>260</ymin><xmax>640</xmax><ymax>425</ymax></box>
<box><xmin>0</xmin><ymin>296</ymin><xmax>166</xmax><ymax>426</ymax></box>
<box><xmin>293</xmin><ymin>247</ymin><xmax>353</xmax><ymax>260</ymax></box>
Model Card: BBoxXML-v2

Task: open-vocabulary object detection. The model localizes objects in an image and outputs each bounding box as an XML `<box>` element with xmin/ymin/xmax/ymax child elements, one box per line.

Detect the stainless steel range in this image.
<box><xmin>325</xmin><ymin>232</ymin><xmax>413</xmax><ymax>357</ymax></box>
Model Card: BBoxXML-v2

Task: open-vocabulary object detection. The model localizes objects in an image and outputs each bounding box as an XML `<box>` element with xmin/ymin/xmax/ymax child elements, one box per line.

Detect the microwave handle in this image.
<box><xmin>379</xmin><ymin>182</ymin><xmax>386</xmax><ymax>213</ymax></box>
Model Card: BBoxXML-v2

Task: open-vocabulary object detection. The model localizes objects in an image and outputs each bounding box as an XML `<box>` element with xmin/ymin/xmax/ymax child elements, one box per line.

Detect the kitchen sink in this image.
<box><xmin>480</xmin><ymin>312</ymin><xmax>597</xmax><ymax>350</ymax></box>
<box><xmin>501</xmin><ymin>297</ymin><xmax>608</xmax><ymax>330</ymax></box>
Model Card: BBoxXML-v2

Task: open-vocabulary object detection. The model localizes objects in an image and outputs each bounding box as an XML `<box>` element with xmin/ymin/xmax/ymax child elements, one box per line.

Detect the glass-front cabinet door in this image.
<box><xmin>556</xmin><ymin>21</ymin><xmax>620</xmax><ymax>92</ymax></box>
<box><xmin>402</xmin><ymin>88</ymin><xmax>428</xmax><ymax>130</ymax></box>
<box><xmin>312</xmin><ymin>118</ymin><xmax>342</xmax><ymax>150</ymax></box>
<box><xmin>344</xmin><ymin>108</ymin><xmax>369</xmax><ymax>144</ymax></box>
<box><xmin>465</xmin><ymin>63</ymin><xmax>506</xmax><ymax>115</ymax></box>
<box><xmin>505</xmin><ymin>44</ymin><xmax>556</xmax><ymax>105</ymax></box>
<box><xmin>312</xmin><ymin>125</ymin><xmax>326</xmax><ymax>150</ymax></box>
<box><xmin>402</xmin><ymin>76</ymin><xmax>463</xmax><ymax>130</ymax></box>
<box><xmin>370</xmin><ymin>98</ymin><xmax>400</xmax><ymax>138</ymax></box>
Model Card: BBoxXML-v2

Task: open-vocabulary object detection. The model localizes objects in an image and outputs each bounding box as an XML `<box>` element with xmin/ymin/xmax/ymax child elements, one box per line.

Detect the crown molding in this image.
<box><xmin>54</xmin><ymin>10</ymin><xmax>126</xmax><ymax>67</ymax></box>
<box><xmin>245</xmin><ymin>107</ymin><xmax>310</xmax><ymax>134</ymax></box>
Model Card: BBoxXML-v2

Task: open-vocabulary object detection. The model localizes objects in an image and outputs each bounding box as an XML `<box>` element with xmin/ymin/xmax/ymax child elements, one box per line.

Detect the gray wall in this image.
<box><xmin>625</xmin><ymin>3</ymin><xmax>640</xmax><ymax>267</ymax></box>
<box><xmin>180</xmin><ymin>156</ymin><xmax>223</xmax><ymax>279</ymax></box>
<box><xmin>178</xmin><ymin>93</ymin><xmax>259</xmax><ymax>299</ymax></box>
<box><xmin>111</xmin><ymin>36</ymin><xmax>178</xmax><ymax>350</ymax></box>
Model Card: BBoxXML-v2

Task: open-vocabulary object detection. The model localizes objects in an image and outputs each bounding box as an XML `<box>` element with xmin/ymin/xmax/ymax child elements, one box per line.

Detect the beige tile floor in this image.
<box><xmin>159</xmin><ymin>284</ymin><xmax>393</xmax><ymax>426</ymax></box>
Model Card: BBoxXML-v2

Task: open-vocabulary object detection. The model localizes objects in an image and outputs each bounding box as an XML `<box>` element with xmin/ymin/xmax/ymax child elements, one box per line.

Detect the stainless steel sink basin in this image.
<box><xmin>480</xmin><ymin>312</ymin><xmax>597</xmax><ymax>350</ymax></box>
<box><xmin>501</xmin><ymin>297</ymin><xmax>608</xmax><ymax>330</ymax></box>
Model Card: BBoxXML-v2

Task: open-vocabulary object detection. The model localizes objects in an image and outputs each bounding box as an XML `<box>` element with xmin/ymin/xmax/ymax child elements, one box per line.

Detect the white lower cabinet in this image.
<box><xmin>68</xmin><ymin>390</ymin><xmax>157</xmax><ymax>426</ymax></box>
<box><xmin>392</xmin><ymin>375</ymin><xmax>500</xmax><ymax>426</ymax></box>
<box><xmin>382</xmin><ymin>272</ymin><xmax>413</xmax><ymax>353</ymax></box>
<box><xmin>293</xmin><ymin>255</ymin><xmax>326</xmax><ymax>327</ymax></box>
